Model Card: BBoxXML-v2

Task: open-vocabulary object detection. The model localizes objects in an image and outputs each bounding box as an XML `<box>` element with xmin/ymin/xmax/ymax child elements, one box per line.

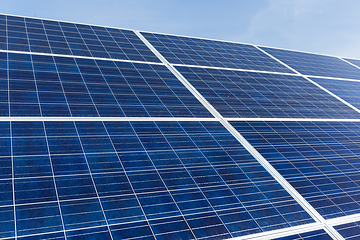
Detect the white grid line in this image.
<box><xmin>2</xmin><ymin>12</ymin><xmax>360</xmax><ymax>62</ymax></box>
<box><xmin>72</xmin><ymin>121</ymin><xmax>114</xmax><ymax>240</ymax></box>
<box><xmin>136</xmin><ymin>31</ymin><xmax>347</xmax><ymax>240</ymax></box>
<box><xmin>3</xmin><ymin>13</ymin><xmax>360</xmax><ymax>240</ymax></box>
<box><xmin>0</xmin><ymin>49</ymin><xmax>164</xmax><ymax>66</ymax></box>
<box><xmin>128</xmin><ymin>122</ymin><xmax>200</xmax><ymax>239</ymax></box>
<box><xmin>256</xmin><ymin>46</ymin><xmax>360</xmax><ymax>117</ymax></box>
<box><xmin>100</xmin><ymin>121</ymin><xmax>159</xmax><ymax>240</ymax></box>
<box><xmin>42</xmin><ymin>122</ymin><xmax>67</xmax><ymax>239</ymax></box>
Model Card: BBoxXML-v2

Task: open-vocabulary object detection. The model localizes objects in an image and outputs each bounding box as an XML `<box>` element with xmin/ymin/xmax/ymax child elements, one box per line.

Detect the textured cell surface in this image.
<box><xmin>272</xmin><ymin>229</ymin><xmax>333</xmax><ymax>240</ymax></box>
<box><xmin>232</xmin><ymin>120</ymin><xmax>360</xmax><ymax>219</ymax></box>
<box><xmin>4</xmin><ymin>12</ymin><xmax>360</xmax><ymax>240</ymax></box>
<box><xmin>334</xmin><ymin>221</ymin><xmax>360</xmax><ymax>239</ymax></box>
<box><xmin>311</xmin><ymin>77</ymin><xmax>360</xmax><ymax>111</ymax></box>
<box><xmin>260</xmin><ymin>47</ymin><xmax>360</xmax><ymax>80</ymax></box>
<box><xmin>0</xmin><ymin>14</ymin><xmax>160</xmax><ymax>62</ymax></box>
<box><xmin>142</xmin><ymin>32</ymin><xmax>295</xmax><ymax>73</ymax></box>
<box><xmin>176</xmin><ymin>66</ymin><xmax>360</xmax><ymax>118</ymax></box>
<box><xmin>0</xmin><ymin>121</ymin><xmax>314</xmax><ymax>239</ymax></box>
<box><xmin>0</xmin><ymin>52</ymin><xmax>212</xmax><ymax>117</ymax></box>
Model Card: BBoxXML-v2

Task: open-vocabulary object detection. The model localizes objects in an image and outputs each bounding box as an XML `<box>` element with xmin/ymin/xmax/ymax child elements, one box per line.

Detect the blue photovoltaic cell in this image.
<box><xmin>334</xmin><ymin>221</ymin><xmax>360</xmax><ymax>239</ymax></box>
<box><xmin>176</xmin><ymin>66</ymin><xmax>360</xmax><ymax>118</ymax></box>
<box><xmin>231</xmin><ymin>121</ymin><xmax>360</xmax><ymax>219</ymax></box>
<box><xmin>0</xmin><ymin>121</ymin><xmax>315</xmax><ymax>239</ymax></box>
<box><xmin>2</xmin><ymin>52</ymin><xmax>212</xmax><ymax>117</ymax></box>
<box><xmin>344</xmin><ymin>58</ymin><xmax>360</xmax><ymax>69</ymax></box>
<box><xmin>272</xmin><ymin>229</ymin><xmax>332</xmax><ymax>240</ymax></box>
<box><xmin>0</xmin><ymin>14</ymin><xmax>161</xmax><ymax>62</ymax></box>
<box><xmin>141</xmin><ymin>32</ymin><xmax>295</xmax><ymax>73</ymax></box>
<box><xmin>4</xmin><ymin>12</ymin><xmax>360</xmax><ymax>240</ymax></box>
<box><xmin>260</xmin><ymin>47</ymin><xmax>360</xmax><ymax>80</ymax></box>
<box><xmin>311</xmin><ymin>77</ymin><xmax>360</xmax><ymax>111</ymax></box>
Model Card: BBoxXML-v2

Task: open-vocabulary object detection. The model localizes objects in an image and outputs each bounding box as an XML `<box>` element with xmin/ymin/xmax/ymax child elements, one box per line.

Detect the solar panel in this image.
<box><xmin>343</xmin><ymin>58</ymin><xmax>360</xmax><ymax>69</ymax></box>
<box><xmin>260</xmin><ymin>47</ymin><xmax>360</xmax><ymax>80</ymax></box>
<box><xmin>311</xmin><ymin>77</ymin><xmax>360</xmax><ymax>111</ymax></box>
<box><xmin>272</xmin><ymin>229</ymin><xmax>333</xmax><ymax>240</ymax></box>
<box><xmin>2</xmin><ymin>13</ymin><xmax>360</xmax><ymax>240</ymax></box>
<box><xmin>176</xmin><ymin>66</ymin><xmax>360</xmax><ymax>118</ymax></box>
<box><xmin>231</xmin><ymin>121</ymin><xmax>360</xmax><ymax>219</ymax></box>
<box><xmin>141</xmin><ymin>32</ymin><xmax>295</xmax><ymax>73</ymax></box>
<box><xmin>334</xmin><ymin>221</ymin><xmax>360</xmax><ymax>239</ymax></box>
<box><xmin>2</xmin><ymin>120</ymin><xmax>315</xmax><ymax>239</ymax></box>
<box><xmin>0</xmin><ymin>15</ymin><xmax>160</xmax><ymax>62</ymax></box>
<box><xmin>2</xmin><ymin>51</ymin><xmax>212</xmax><ymax>117</ymax></box>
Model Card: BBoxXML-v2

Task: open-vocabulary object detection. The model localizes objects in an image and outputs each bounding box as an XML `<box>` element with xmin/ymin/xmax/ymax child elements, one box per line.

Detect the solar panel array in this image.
<box><xmin>1</xmin><ymin>13</ymin><xmax>360</xmax><ymax>240</ymax></box>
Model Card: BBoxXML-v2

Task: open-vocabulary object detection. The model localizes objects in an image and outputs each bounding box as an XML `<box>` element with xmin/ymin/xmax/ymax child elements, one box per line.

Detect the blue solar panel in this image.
<box><xmin>344</xmin><ymin>58</ymin><xmax>360</xmax><ymax>69</ymax></box>
<box><xmin>273</xmin><ymin>229</ymin><xmax>333</xmax><ymax>240</ymax></box>
<box><xmin>176</xmin><ymin>66</ymin><xmax>360</xmax><ymax>118</ymax></box>
<box><xmin>231</xmin><ymin>120</ymin><xmax>360</xmax><ymax>219</ymax></box>
<box><xmin>1</xmin><ymin>52</ymin><xmax>212</xmax><ymax>117</ymax></box>
<box><xmin>260</xmin><ymin>47</ymin><xmax>360</xmax><ymax>80</ymax></box>
<box><xmin>0</xmin><ymin>14</ymin><xmax>160</xmax><ymax>62</ymax></box>
<box><xmin>0</xmin><ymin>121</ymin><xmax>315</xmax><ymax>239</ymax></box>
<box><xmin>334</xmin><ymin>221</ymin><xmax>360</xmax><ymax>239</ymax></box>
<box><xmin>311</xmin><ymin>77</ymin><xmax>360</xmax><ymax>111</ymax></box>
<box><xmin>141</xmin><ymin>32</ymin><xmax>295</xmax><ymax>73</ymax></box>
<box><xmin>4</xmin><ymin>13</ymin><xmax>360</xmax><ymax>240</ymax></box>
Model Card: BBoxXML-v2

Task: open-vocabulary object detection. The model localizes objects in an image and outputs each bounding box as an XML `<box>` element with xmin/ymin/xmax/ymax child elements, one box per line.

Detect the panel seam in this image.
<box><xmin>255</xmin><ymin>46</ymin><xmax>360</xmax><ymax>116</ymax></box>
<box><xmin>135</xmin><ymin>30</ymin><xmax>345</xmax><ymax>240</ymax></box>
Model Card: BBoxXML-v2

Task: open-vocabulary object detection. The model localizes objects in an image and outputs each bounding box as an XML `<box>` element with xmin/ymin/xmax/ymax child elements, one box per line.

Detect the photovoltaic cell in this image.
<box><xmin>141</xmin><ymin>32</ymin><xmax>295</xmax><ymax>73</ymax></box>
<box><xmin>0</xmin><ymin>121</ymin><xmax>314</xmax><ymax>239</ymax></box>
<box><xmin>311</xmin><ymin>77</ymin><xmax>360</xmax><ymax>111</ymax></box>
<box><xmin>0</xmin><ymin>14</ymin><xmax>161</xmax><ymax>62</ymax></box>
<box><xmin>2</xmin><ymin>52</ymin><xmax>212</xmax><ymax>117</ymax></box>
<box><xmin>231</xmin><ymin>120</ymin><xmax>360</xmax><ymax>219</ymax></box>
<box><xmin>272</xmin><ymin>229</ymin><xmax>333</xmax><ymax>240</ymax></box>
<box><xmin>4</xmin><ymin>12</ymin><xmax>360</xmax><ymax>240</ymax></box>
<box><xmin>176</xmin><ymin>66</ymin><xmax>360</xmax><ymax>118</ymax></box>
<box><xmin>260</xmin><ymin>47</ymin><xmax>360</xmax><ymax>80</ymax></box>
<box><xmin>344</xmin><ymin>58</ymin><xmax>360</xmax><ymax>69</ymax></box>
<box><xmin>334</xmin><ymin>221</ymin><xmax>360</xmax><ymax>239</ymax></box>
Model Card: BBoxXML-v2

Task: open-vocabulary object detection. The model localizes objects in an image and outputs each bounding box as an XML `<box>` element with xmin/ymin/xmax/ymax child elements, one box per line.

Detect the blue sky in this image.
<box><xmin>1</xmin><ymin>0</ymin><xmax>360</xmax><ymax>59</ymax></box>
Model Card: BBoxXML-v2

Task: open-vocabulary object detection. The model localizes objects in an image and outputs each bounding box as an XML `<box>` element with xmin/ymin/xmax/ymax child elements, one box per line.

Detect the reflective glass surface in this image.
<box><xmin>334</xmin><ymin>221</ymin><xmax>360</xmax><ymax>239</ymax></box>
<box><xmin>2</xmin><ymin>52</ymin><xmax>212</xmax><ymax>117</ymax></box>
<box><xmin>176</xmin><ymin>66</ymin><xmax>360</xmax><ymax>118</ymax></box>
<box><xmin>232</xmin><ymin>120</ymin><xmax>360</xmax><ymax>219</ymax></box>
<box><xmin>142</xmin><ymin>32</ymin><xmax>294</xmax><ymax>73</ymax></box>
<box><xmin>0</xmin><ymin>121</ymin><xmax>314</xmax><ymax>239</ymax></box>
<box><xmin>311</xmin><ymin>77</ymin><xmax>360</xmax><ymax>111</ymax></box>
<box><xmin>261</xmin><ymin>47</ymin><xmax>360</xmax><ymax>80</ymax></box>
<box><xmin>272</xmin><ymin>229</ymin><xmax>333</xmax><ymax>240</ymax></box>
<box><xmin>0</xmin><ymin>14</ymin><xmax>160</xmax><ymax>62</ymax></box>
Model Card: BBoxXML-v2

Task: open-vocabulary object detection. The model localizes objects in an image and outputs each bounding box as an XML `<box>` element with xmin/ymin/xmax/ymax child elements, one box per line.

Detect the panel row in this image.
<box><xmin>142</xmin><ymin>32</ymin><xmax>294</xmax><ymax>74</ymax></box>
<box><xmin>141</xmin><ymin>32</ymin><xmax>360</xmax><ymax>81</ymax></box>
<box><xmin>0</xmin><ymin>14</ymin><xmax>160</xmax><ymax>62</ymax></box>
<box><xmin>0</xmin><ymin>52</ymin><xmax>212</xmax><ymax>117</ymax></box>
<box><xmin>232</xmin><ymin>120</ymin><xmax>360</xmax><ymax>220</ymax></box>
<box><xmin>177</xmin><ymin>66</ymin><xmax>360</xmax><ymax>119</ymax></box>
<box><xmin>261</xmin><ymin>47</ymin><xmax>360</xmax><ymax>80</ymax></box>
<box><xmin>0</xmin><ymin>121</ymin><xmax>314</xmax><ymax>239</ymax></box>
